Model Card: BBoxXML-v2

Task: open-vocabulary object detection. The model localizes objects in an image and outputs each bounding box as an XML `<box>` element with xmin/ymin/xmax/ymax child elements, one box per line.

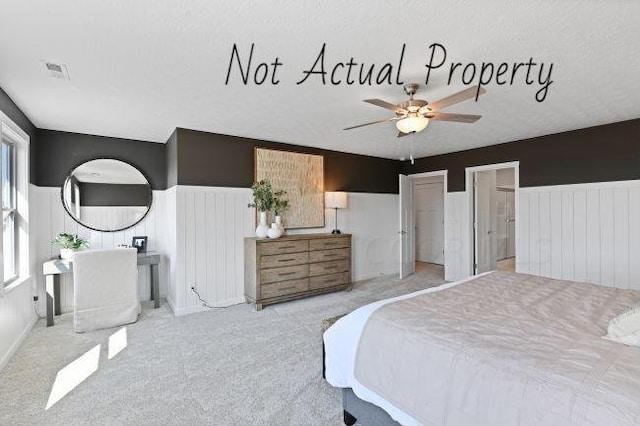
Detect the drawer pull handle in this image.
<box><xmin>323</xmin><ymin>279</ymin><xmax>338</xmax><ymax>284</ymax></box>
<box><xmin>324</xmin><ymin>253</ymin><xmax>339</xmax><ymax>257</ymax></box>
<box><xmin>279</xmin><ymin>272</ymin><xmax>297</xmax><ymax>276</ymax></box>
<box><xmin>278</xmin><ymin>258</ymin><xmax>296</xmax><ymax>262</ymax></box>
<box><xmin>325</xmin><ymin>266</ymin><xmax>338</xmax><ymax>270</ymax></box>
<box><xmin>280</xmin><ymin>245</ymin><xmax>295</xmax><ymax>249</ymax></box>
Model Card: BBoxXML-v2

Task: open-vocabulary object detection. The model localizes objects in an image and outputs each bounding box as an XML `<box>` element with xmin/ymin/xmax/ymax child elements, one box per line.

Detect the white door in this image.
<box><xmin>399</xmin><ymin>174</ymin><xmax>415</xmax><ymax>279</ymax></box>
<box><xmin>415</xmin><ymin>181</ymin><xmax>444</xmax><ymax>264</ymax></box>
<box><xmin>496</xmin><ymin>189</ymin><xmax>516</xmax><ymax>260</ymax></box>
<box><xmin>496</xmin><ymin>190</ymin><xmax>508</xmax><ymax>260</ymax></box>
<box><xmin>506</xmin><ymin>190</ymin><xmax>516</xmax><ymax>258</ymax></box>
<box><xmin>474</xmin><ymin>170</ymin><xmax>497</xmax><ymax>274</ymax></box>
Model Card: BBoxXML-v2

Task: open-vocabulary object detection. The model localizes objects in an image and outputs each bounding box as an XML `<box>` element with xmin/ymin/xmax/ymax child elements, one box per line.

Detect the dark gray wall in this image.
<box><xmin>34</xmin><ymin>129</ymin><xmax>167</xmax><ymax>190</ymax></box>
<box><xmin>403</xmin><ymin>118</ymin><xmax>640</xmax><ymax>192</ymax></box>
<box><xmin>173</xmin><ymin>128</ymin><xmax>401</xmax><ymax>193</ymax></box>
<box><xmin>0</xmin><ymin>87</ymin><xmax>38</xmax><ymax>182</ymax></box>
<box><xmin>78</xmin><ymin>183</ymin><xmax>151</xmax><ymax>206</ymax></box>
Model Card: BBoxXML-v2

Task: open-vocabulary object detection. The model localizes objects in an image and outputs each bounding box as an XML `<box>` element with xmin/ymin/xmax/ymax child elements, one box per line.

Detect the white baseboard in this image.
<box><xmin>171</xmin><ymin>296</ymin><xmax>247</xmax><ymax>316</ymax></box>
<box><xmin>0</xmin><ymin>315</ymin><xmax>36</xmax><ymax>372</ymax></box>
<box><xmin>165</xmin><ymin>295</ymin><xmax>177</xmax><ymax>315</ymax></box>
<box><xmin>353</xmin><ymin>269</ymin><xmax>399</xmax><ymax>282</ymax></box>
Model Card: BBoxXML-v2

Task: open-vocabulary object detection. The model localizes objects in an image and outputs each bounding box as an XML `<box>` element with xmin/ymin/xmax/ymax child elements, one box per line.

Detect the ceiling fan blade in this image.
<box><xmin>343</xmin><ymin>117</ymin><xmax>395</xmax><ymax>131</ymax></box>
<box><xmin>429</xmin><ymin>86</ymin><xmax>486</xmax><ymax>111</ymax></box>
<box><xmin>397</xmin><ymin>131</ymin><xmax>411</xmax><ymax>138</ymax></box>
<box><xmin>364</xmin><ymin>99</ymin><xmax>407</xmax><ymax>114</ymax></box>
<box><xmin>428</xmin><ymin>112</ymin><xmax>482</xmax><ymax>123</ymax></box>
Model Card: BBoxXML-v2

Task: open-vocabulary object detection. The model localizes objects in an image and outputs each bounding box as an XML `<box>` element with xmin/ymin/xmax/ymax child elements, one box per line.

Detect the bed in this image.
<box><xmin>323</xmin><ymin>271</ymin><xmax>640</xmax><ymax>426</ymax></box>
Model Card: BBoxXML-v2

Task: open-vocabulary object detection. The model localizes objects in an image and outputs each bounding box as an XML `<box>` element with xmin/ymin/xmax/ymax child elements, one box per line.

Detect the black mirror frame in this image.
<box><xmin>60</xmin><ymin>158</ymin><xmax>153</xmax><ymax>233</ymax></box>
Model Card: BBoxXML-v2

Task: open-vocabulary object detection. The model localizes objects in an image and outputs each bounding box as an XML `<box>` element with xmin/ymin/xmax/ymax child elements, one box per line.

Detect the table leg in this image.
<box><xmin>54</xmin><ymin>277</ymin><xmax>61</xmax><ymax>316</ymax></box>
<box><xmin>45</xmin><ymin>275</ymin><xmax>55</xmax><ymax>327</ymax></box>
<box><xmin>151</xmin><ymin>264</ymin><xmax>160</xmax><ymax>308</ymax></box>
<box><xmin>149</xmin><ymin>266</ymin><xmax>155</xmax><ymax>302</ymax></box>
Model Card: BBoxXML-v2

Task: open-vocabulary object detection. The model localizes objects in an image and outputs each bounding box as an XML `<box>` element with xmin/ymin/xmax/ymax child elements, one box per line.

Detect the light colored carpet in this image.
<box><xmin>0</xmin><ymin>265</ymin><xmax>445</xmax><ymax>426</ymax></box>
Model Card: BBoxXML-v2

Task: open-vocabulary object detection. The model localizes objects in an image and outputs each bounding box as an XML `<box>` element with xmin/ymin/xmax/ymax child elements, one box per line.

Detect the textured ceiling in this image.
<box><xmin>0</xmin><ymin>0</ymin><xmax>639</xmax><ymax>160</ymax></box>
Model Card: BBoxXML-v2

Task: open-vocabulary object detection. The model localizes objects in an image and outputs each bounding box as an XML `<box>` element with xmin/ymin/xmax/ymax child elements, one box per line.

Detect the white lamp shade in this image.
<box><xmin>396</xmin><ymin>116</ymin><xmax>429</xmax><ymax>134</ymax></box>
<box><xmin>325</xmin><ymin>191</ymin><xmax>348</xmax><ymax>209</ymax></box>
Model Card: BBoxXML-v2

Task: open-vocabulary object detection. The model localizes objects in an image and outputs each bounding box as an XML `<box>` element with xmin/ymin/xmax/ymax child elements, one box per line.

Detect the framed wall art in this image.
<box><xmin>255</xmin><ymin>148</ymin><xmax>324</xmax><ymax>229</ymax></box>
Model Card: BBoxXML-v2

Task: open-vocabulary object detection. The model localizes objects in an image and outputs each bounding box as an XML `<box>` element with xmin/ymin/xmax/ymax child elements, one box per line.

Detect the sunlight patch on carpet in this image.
<box><xmin>46</xmin><ymin>344</ymin><xmax>100</xmax><ymax>410</ymax></box>
<box><xmin>108</xmin><ymin>327</ymin><xmax>128</xmax><ymax>360</ymax></box>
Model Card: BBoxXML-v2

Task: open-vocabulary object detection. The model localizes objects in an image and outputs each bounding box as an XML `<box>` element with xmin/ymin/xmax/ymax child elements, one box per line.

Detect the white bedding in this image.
<box><xmin>324</xmin><ymin>274</ymin><xmax>483</xmax><ymax>425</ymax></box>
<box><xmin>324</xmin><ymin>272</ymin><xmax>640</xmax><ymax>426</ymax></box>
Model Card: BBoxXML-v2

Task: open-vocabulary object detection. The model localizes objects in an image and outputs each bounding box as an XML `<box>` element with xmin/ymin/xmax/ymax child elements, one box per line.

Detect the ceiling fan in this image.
<box><xmin>344</xmin><ymin>83</ymin><xmax>486</xmax><ymax>137</ymax></box>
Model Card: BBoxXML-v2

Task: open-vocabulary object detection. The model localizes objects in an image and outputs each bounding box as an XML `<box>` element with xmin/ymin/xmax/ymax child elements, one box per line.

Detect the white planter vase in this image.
<box><xmin>267</xmin><ymin>223</ymin><xmax>283</xmax><ymax>239</ymax></box>
<box><xmin>274</xmin><ymin>215</ymin><xmax>285</xmax><ymax>233</ymax></box>
<box><xmin>255</xmin><ymin>211</ymin><xmax>269</xmax><ymax>238</ymax></box>
<box><xmin>60</xmin><ymin>248</ymin><xmax>76</xmax><ymax>260</ymax></box>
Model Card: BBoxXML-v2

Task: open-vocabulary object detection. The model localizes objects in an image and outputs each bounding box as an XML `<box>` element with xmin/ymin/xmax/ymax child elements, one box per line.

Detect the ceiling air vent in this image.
<box><xmin>44</xmin><ymin>62</ymin><xmax>70</xmax><ymax>80</ymax></box>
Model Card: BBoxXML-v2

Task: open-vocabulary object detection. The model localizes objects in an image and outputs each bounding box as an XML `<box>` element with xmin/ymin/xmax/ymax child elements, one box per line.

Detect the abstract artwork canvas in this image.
<box><xmin>255</xmin><ymin>148</ymin><xmax>324</xmax><ymax>229</ymax></box>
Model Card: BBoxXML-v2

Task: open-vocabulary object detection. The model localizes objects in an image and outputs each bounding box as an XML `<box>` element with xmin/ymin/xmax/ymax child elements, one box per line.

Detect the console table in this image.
<box><xmin>42</xmin><ymin>251</ymin><xmax>161</xmax><ymax>327</ymax></box>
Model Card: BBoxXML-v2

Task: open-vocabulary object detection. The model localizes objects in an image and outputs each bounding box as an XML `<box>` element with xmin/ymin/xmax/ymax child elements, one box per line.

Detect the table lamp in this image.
<box><xmin>325</xmin><ymin>192</ymin><xmax>348</xmax><ymax>234</ymax></box>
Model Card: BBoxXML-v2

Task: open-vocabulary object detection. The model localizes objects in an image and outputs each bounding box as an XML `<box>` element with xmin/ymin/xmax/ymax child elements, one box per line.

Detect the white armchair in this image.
<box><xmin>73</xmin><ymin>248</ymin><xmax>140</xmax><ymax>333</ymax></box>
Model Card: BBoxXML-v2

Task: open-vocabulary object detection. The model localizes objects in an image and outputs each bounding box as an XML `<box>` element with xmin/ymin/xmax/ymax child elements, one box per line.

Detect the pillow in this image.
<box><xmin>603</xmin><ymin>305</ymin><xmax>640</xmax><ymax>347</ymax></box>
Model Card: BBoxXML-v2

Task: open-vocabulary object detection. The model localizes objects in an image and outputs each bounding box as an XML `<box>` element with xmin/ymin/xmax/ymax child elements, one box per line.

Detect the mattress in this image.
<box><xmin>324</xmin><ymin>271</ymin><xmax>640</xmax><ymax>426</ymax></box>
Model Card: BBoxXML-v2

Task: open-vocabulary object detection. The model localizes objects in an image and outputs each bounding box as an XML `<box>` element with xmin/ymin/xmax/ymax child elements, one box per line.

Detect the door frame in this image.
<box><xmin>398</xmin><ymin>171</ymin><xmax>448</xmax><ymax>278</ymax></box>
<box><xmin>409</xmin><ymin>170</ymin><xmax>447</xmax><ymax>268</ymax></box>
<box><xmin>465</xmin><ymin>161</ymin><xmax>519</xmax><ymax>275</ymax></box>
<box><xmin>398</xmin><ymin>174</ymin><xmax>415</xmax><ymax>279</ymax></box>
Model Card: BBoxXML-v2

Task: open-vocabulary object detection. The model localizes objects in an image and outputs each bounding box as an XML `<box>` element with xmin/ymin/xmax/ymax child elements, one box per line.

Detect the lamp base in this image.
<box><xmin>331</xmin><ymin>229</ymin><xmax>342</xmax><ymax>234</ymax></box>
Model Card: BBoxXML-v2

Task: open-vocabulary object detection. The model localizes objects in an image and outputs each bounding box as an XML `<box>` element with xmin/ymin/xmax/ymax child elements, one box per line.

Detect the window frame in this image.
<box><xmin>0</xmin><ymin>118</ymin><xmax>29</xmax><ymax>292</ymax></box>
<box><xmin>2</xmin><ymin>134</ymin><xmax>18</xmax><ymax>285</ymax></box>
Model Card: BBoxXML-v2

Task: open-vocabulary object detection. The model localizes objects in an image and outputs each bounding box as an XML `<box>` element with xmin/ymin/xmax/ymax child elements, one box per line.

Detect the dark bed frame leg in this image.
<box><xmin>343</xmin><ymin>410</ymin><xmax>357</xmax><ymax>426</ymax></box>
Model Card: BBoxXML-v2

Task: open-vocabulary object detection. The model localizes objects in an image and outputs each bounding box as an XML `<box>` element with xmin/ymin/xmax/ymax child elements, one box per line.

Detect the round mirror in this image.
<box><xmin>62</xmin><ymin>159</ymin><xmax>152</xmax><ymax>232</ymax></box>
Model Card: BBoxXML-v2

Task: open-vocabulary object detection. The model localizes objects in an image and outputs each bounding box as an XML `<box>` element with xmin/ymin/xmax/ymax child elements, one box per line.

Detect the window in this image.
<box><xmin>0</xmin><ymin>114</ymin><xmax>28</xmax><ymax>291</ymax></box>
<box><xmin>2</xmin><ymin>133</ymin><xmax>17</xmax><ymax>284</ymax></box>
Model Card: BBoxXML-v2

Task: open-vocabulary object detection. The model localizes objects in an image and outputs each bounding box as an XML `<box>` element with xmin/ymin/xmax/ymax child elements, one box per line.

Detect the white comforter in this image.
<box><xmin>324</xmin><ymin>272</ymin><xmax>640</xmax><ymax>426</ymax></box>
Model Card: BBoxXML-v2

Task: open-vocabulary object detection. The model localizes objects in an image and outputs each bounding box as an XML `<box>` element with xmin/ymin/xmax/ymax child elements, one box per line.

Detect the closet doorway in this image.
<box><xmin>399</xmin><ymin>171</ymin><xmax>446</xmax><ymax>281</ymax></box>
<box><xmin>414</xmin><ymin>175</ymin><xmax>444</xmax><ymax>265</ymax></box>
<box><xmin>466</xmin><ymin>162</ymin><xmax>519</xmax><ymax>275</ymax></box>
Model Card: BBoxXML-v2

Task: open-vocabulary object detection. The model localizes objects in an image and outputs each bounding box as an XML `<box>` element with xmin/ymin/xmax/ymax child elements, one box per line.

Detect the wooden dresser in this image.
<box><xmin>244</xmin><ymin>233</ymin><xmax>352</xmax><ymax>310</ymax></box>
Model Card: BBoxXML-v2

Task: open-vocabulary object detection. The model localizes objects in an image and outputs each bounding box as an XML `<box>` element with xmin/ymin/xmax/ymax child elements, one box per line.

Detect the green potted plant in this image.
<box><xmin>247</xmin><ymin>179</ymin><xmax>274</xmax><ymax>238</ymax></box>
<box><xmin>52</xmin><ymin>233</ymin><xmax>89</xmax><ymax>260</ymax></box>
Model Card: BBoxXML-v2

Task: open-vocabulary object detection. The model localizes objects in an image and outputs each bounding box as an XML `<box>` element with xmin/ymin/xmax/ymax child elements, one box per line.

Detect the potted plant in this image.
<box><xmin>272</xmin><ymin>190</ymin><xmax>289</xmax><ymax>233</ymax></box>
<box><xmin>52</xmin><ymin>233</ymin><xmax>89</xmax><ymax>260</ymax></box>
<box><xmin>247</xmin><ymin>179</ymin><xmax>274</xmax><ymax>238</ymax></box>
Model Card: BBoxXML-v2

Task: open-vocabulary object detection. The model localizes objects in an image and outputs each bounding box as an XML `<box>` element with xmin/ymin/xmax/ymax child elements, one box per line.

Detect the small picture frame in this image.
<box><xmin>132</xmin><ymin>236</ymin><xmax>148</xmax><ymax>253</ymax></box>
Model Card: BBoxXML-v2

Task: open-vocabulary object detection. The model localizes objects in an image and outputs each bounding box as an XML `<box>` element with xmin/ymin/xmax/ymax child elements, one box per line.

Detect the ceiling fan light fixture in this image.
<box><xmin>396</xmin><ymin>115</ymin><xmax>429</xmax><ymax>134</ymax></box>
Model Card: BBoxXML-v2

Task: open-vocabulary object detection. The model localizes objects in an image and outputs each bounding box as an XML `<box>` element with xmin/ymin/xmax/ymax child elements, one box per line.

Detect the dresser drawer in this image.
<box><xmin>309</xmin><ymin>259</ymin><xmax>350</xmax><ymax>277</ymax></box>
<box><xmin>261</xmin><ymin>252</ymin><xmax>309</xmax><ymax>269</ymax></box>
<box><xmin>261</xmin><ymin>278</ymin><xmax>309</xmax><ymax>299</ymax></box>
<box><xmin>309</xmin><ymin>272</ymin><xmax>350</xmax><ymax>290</ymax></box>
<box><xmin>260</xmin><ymin>240</ymin><xmax>309</xmax><ymax>256</ymax></box>
<box><xmin>309</xmin><ymin>237</ymin><xmax>350</xmax><ymax>251</ymax></box>
<box><xmin>261</xmin><ymin>264</ymin><xmax>309</xmax><ymax>284</ymax></box>
<box><xmin>309</xmin><ymin>247</ymin><xmax>350</xmax><ymax>263</ymax></box>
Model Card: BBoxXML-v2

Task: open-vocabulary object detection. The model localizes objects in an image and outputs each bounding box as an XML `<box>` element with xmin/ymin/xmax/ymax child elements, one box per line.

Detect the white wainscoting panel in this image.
<box><xmin>169</xmin><ymin>187</ymin><xmax>400</xmax><ymax>315</ymax></box>
<box><xmin>169</xmin><ymin>186</ymin><xmax>254</xmax><ymax>315</ymax></box>
<box><xmin>33</xmin><ymin>186</ymin><xmax>168</xmax><ymax>313</ymax></box>
<box><xmin>0</xmin><ymin>278</ymin><xmax>35</xmax><ymax>371</ymax></box>
<box><xmin>518</xmin><ymin>180</ymin><xmax>640</xmax><ymax>289</ymax></box>
<box><xmin>444</xmin><ymin>191</ymin><xmax>471</xmax><ymax>282</ymax></box>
